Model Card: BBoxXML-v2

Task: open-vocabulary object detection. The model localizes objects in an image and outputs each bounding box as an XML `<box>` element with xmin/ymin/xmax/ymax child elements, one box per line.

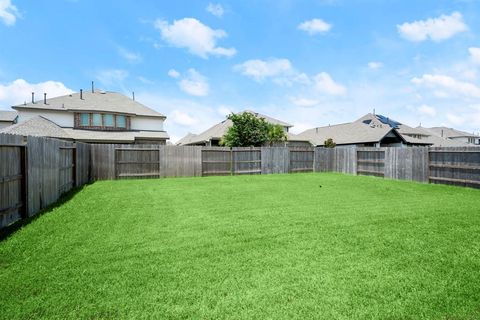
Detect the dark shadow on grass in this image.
<box><xmin>0</xmin><ymin>182</ymin><xmax>93</xmax><ymax>242</ymax></box>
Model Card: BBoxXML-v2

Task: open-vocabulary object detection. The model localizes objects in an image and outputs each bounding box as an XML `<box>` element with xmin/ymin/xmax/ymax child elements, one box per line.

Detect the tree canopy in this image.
<box><xmin>221</xmin><ymin>112</ymin><xmax>287</xmax><ymax>147</ymax></box>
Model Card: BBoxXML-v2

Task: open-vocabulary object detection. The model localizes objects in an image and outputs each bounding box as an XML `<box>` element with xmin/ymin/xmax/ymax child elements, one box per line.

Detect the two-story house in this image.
<box><xmin>1</xmin><ymin>89</ymin><xmax>169</xmax><ymax>144</ymax></box>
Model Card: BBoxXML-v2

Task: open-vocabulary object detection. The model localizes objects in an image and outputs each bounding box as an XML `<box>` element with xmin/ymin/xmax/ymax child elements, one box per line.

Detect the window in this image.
<box><xmin>116</xmin><ymin>115</ymin><xmax>126</xmax><ymax>128</ymax></box>
<box><xmin>92</xmin><ymin>114</ymin><xmax>102</xmax><ymax>126</ymax></box>
<box><xmin>80</xmin><ymin>113</ymin><xmax>89</xmax><ymax>126</ymax></box>
<box><xmin>104</xmin><ymin>114</ymin><xmax>114</xmax><ymax>127</ymax></box>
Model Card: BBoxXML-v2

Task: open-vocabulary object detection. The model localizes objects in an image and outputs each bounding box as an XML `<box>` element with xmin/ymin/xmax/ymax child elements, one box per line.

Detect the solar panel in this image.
<box><xmin>375</xmin><ymin>114</ymin><xmax>401</xmax><ymax>129</ymax></box>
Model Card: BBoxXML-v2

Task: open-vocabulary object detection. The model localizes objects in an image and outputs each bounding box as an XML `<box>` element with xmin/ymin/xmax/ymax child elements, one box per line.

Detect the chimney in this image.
<box><xmin>32</xmin><ymin>92</ymin><xmax>35</xmax><ymax>104</ymax></box>
<box><xmin>80</xmin><ymin>89</ymin><xmax>83</xmax><ymax>100</ymax></box>
<box><xmin>132</xmin><ymin>91</ymin><xmax>135</xmax><ymax>101</ymax></box>
<box><xmin>91</xmin><ymin>81</ymin><xmax>95</xmax><ymax>93</ymax></box>
<box><xmin>44</xmin><ymin>93</ymin><xmax>47</xmax><ymax>104</ymax></box>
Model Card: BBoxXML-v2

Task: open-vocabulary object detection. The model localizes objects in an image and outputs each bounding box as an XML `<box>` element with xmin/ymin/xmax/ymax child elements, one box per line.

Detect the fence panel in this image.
<box><xmin>90</xmin><ymin>144</ymin><xmax>116</xmax><ymax>180</ymax></box>
<box><xmin>428</xmin><ymin>147</ymin><xmax>480</xmax><ymax>188</ymax></box>
<box><xmin>232</xmin><ymin>147</ymin><xmax>261</xmax><ymax>175</ymax></box>
<box><xmin>115</xmin><ymin>145</ymin><xmax>160</xmax><ymax>179</ymax></box>
<box><xmin>58</xmin><ymin>143</ymin><xmax>75</xmax><ymax>194</ymax></box>
<box><xmin>384</xmin><ymin>147</ymin><xmax>429</xmax><ymax>182</ymax></box>
<box><xmin>261</xmin><ymin>147</ymin><xmax>289</xmax><ymax>174</ymax></box>
<box><xmin>289</xmin><ymin>148</ymin><xmax>314</xmax><ymax>173</ymax></box>
<box><xmin>0</xmin><ymin>134</ymin><xmax>25</xmax><ymax>228</ymax></box>
<box><xmin>357</xmin><ymin>148</ymin><xmax>385</xmax><ymax>177</ymax></box>
<box><xmin>27</xmin><ymin>136</ymin><xmax>63</xmax><ymax>216</ymax></box>
<box><xmin>202</xmin><ymin>148</ymin><xmax>232</xmax><ymax>176</ymax></box>
<box><xmin>76</xmin><ymin>142</ymin><xmax>90</xmax><ymax>186</ymax></box>
<box><xmin>161</xmin><ymin>146</ymin><xmax>202</xmax><ymax>178</ymax></box>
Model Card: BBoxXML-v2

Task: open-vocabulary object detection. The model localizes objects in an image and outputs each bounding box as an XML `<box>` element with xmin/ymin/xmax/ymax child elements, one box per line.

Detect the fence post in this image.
<box><xmin>19</xmin><ymin>145</ymin><xmax>28</xmax><ymax>219</ymax></box>
<box><xmin>72</xmin><ymin>145</ymin><xmax>77</xmax><ymax>187</ymax></box>
<box><xmin>230</xmin><ymin>147</ymin><xmax>234</xmax><ymax>176</ymax></box>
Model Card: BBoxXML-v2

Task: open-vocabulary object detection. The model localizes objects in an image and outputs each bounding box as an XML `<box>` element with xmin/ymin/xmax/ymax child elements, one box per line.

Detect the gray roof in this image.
<box><xmin>0</xmin><ymin>116</ymin><xmax>71</xmax><ymax>139</ymax></box>
<box><xmin>426</xmin><ymin>126</ymin><xmax>478</xmax><ymax>138</ymax></box>
<box><xmin>177</xmin><ymin>110</ymin><xmax>292</xmax><ymax>145</ymax></box>
<box><xmin>63</xmin><ymin>128</ymin><xmax>169</xmax><ymax>143</ymax></box>
<box><xmin>12</xmin><ymin>90</ymin><xmax>165</xmax><ymax>118</ymax></box>
<box><xmin>0</xmin><ymin>115</ymin><xmax>168</xmax><ymax>142</ymax></box>
<box><xmin>0</xmin><ymin>110</ymin><xmax>18</xmax><ymax>122</ymax></box>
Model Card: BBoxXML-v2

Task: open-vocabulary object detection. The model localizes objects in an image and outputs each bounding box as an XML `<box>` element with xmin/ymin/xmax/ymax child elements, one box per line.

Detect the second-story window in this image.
<box><xmin>80</xmin><ymin>113</ymin><xmax>89</xmax><ymax>126</ymax></box>
<box><xmin>92</xmin><ymin>114</ymin><xmax>102</xmax><ymax>126</ymax></box>
<box><xmin>116</xmin><ymin>115</ymin><xmax>126</xmax><ymax>128</ymax></box>
<box><xmin>104</xmin><ymin>114</ymin><xmax>114</xmax><ymax>127</ymax></box>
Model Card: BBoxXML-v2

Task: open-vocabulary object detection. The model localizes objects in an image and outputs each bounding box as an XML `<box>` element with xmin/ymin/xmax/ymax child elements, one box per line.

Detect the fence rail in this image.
<box><xmin>1</xmin><ymin>132</ymin><xmax>480</xmax><ymax>230</ymax></box>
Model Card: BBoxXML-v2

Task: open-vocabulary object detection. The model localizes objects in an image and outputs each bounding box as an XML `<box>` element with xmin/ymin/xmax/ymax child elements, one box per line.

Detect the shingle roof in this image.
<box><xmin>62</xmin><ymin>128</ymin><xmax>169</xmax><ymax>143</ymax></box>
<box><xmin>0</xmin><ymin>116</ymin><xmax>71</xmax><ymax>139</ymax></box>
<box><xmin>296</xmin><ymin>120</ymin><xmax>396</xmax><ymax>146</ymax></box>
<box><xmin>0</xmin><ymin>110</ymin><xmax>18</xmax><ymax>122</ymax></box>
<box><xmin>177</xmin><ymin>110</ymin><xmax>293</xmax><ymax>145</ymax></box>
<box><xmin>12</xmin><ymin>90</ymin><xmax>165</xmax><ymax>118</ymax></box>
<box><xmin>0</xmin><ymin>115</ymin><xmax>169</xmax><ymax>142</ymax></box>
<box><xmin>426</xmin><ymin>126</ymin><xmax>477</xmax><ymax>138</ymax></box>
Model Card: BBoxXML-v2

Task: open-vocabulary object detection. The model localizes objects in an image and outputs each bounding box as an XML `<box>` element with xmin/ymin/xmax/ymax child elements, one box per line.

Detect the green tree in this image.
<box><xmin>324</xmin><ymin>138</ymin><xmax>336</xmax><ymax>148</ymax></box>
<box><xmin>220</xmin><ymin>112</ymin><xmax>288</xmax><ymax>147</ymax></box>
<box><xmin>266</xmin><ymin>123</ymin><xmax>288</xmax><ymax>146</ymax></box>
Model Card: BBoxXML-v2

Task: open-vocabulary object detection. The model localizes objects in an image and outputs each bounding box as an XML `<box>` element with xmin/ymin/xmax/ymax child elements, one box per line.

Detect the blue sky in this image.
<box><xmin>1</xmin><ymin>0</ymin><xmax>480</xmax><ymax>141</ymax></box>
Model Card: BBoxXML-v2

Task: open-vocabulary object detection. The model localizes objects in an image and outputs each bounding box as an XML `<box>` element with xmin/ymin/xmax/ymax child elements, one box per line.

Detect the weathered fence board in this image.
<box><xmin>384</xmin><ymin>147</ymin><xmax>429</xmax><ymax>182</ymax></box>
<box><xmin>357</xmin><ymin>148</ymin><xmax>385</xmax><ymax>177</ymax></box>
<box><xmin>232</xmin><ymin>147</ymin><xmax>261</xmax><ymax>175</ymax></box>
<box><xmin>76</xmin><ymin>142</ymin><xmax>90</xmax><ymax>186</ymax></box>
<box><xmin>428</xmin><ymin>147</ymin><xmax>480</xmax><ymax>188</ymax></box>
<box><xmin>0</xmin><ymin>134</ymin><xmax>25</xmax><ymax>228</ymax></box>
<box><xmin>315</xmin><ymin>148</ymin><xmax>357</xmax><ymax>174</ymax></box>
<box><xmin>261</xmin><ymin>147</ymin><xmax>289</xmax><ymax>174</ymax></box>
<box><xmin>90</xmin><ymin>144</ymin><xmax>115</xmax><ymax>180</ymax></box>
<box><xmin>289</xmin><ymin>148</ymin><xmax>314</xmax><ymax>173</ymax></box>
<box><xmin>160</xmin><ymin>146</ymin><xmax>202</xmax><ymax>178</ymax></box>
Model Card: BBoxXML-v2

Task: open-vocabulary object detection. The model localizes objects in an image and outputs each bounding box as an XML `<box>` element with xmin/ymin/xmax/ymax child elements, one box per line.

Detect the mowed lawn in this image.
<box><xmin>1</xmin><ymin>173</ymin><xmax>480</xmax><ymax>319</ymax></box>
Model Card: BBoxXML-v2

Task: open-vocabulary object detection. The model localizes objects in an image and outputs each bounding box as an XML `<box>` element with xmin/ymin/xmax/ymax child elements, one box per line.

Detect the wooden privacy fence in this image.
<box><xmin>0</xmin><ymin>133</ymin><xmax>91</xmax><ymax>229</ymax></box>
<box><xmin>2</xmin><ymin>134</ymin><xmax>480</xmax><ymax>230</ymax></box>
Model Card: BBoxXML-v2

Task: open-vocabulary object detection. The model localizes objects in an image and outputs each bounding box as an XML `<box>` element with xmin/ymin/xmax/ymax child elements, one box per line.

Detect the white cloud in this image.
<box><xmin>446</xmin><ymin>113</ymin><xmax>466</xmax><ymax>126</ymax></box>
<box><xmin>0</xmin><ymin>0</ymin><xmax>19</xmax><ymax>26</ymax></box>
<box><xmin>168</xmin><ymin>69</ymin><xmax>180</xmax><ymax>78</ymax></box>
<box><xmin>469</xmin><ymin>47</ymin><xmax>480</xmax><ymax>65</ymax></box>
<box><xmin>0</xmin><ymin>79</ymin><xmax>73</xmax><ymax>107</ymax></box>
<box><xmin>169</xmin><ymin>110</ymin><xmax>199</xmax><ymax>126</ymax></box>
<box><xmin>290</xmin><ymin>97</ymin><xmax>319</xmax><ymax>107</ymax></box>
<box><xmin>154</xmin><ymin>18</ymin><xmax>236</xmax><ymax>58</ymax></box>
<box><xmin>397</xmin><ymin>12</ymin><xmax>468</xmax><ymax>42</ymax></box>
<box><xmin>417</xmin><ymin>104</ymin><xmax>437</xmax><ymax>117</ymax></box>
<box><xmin>368</xmin><ymin>62</ymin><xmax>383</xmax><ymax>70</ymax></box>
<box><xmin>412</xmin><ymin>74</ymin><xmax>480</xmax><ymax>98</ymax></box>
<box><xmin>313</xmin><ymin>72</ymin><xmax>346</xmax><ymax>95</ymax></box>
<box><xmin>206</xmin><ymin>3</ymin><xmax>224</xmax><ymax>17</ymax></box>
<box><xmin>118</xmin><ymin>47</ymin><xmax>141</xmax><ymax>63</ymax></box>
<box><xmin>234</xmin><ymin>58</ymin><xmax>293</xmax><ymax>82</ymax></box>
<box><xmin>95</xmin><ymin>69</ymin><xmax>128</xmax><ymax>87</ymax></box>
<box><xmin>298</xmin><ymin>18</ymin><xmax>332</xmax><ymax>35</ymax></box>
<box><xmin>217</xmin><ymin>105</ymin><xmax>232</xmax><ymax>116</ymax></box>
<box><xmin>178</xmin><ymin>69</ymin><xmax>209</xmax><ymax>97</ymax></box>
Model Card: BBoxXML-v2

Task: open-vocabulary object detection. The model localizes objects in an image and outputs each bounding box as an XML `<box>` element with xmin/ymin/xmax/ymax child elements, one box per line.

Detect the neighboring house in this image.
<box><xmin>297</xmin><ymin>113</ymin><xmax>432</xmax><ymax>147</ymax></box>
<box><xmin>0</xmin><ymin>111</ymin><xmax>18</xmax><ymax>129</ymax></box>
<box><xmin>1</xmin><ymin>89</ymin><xmax>169</xmax><ymax>144</ymax></box>
<box><xmin>176</xmin><ymin>110</ymin><xmax>311</xmax><ymax>147</ymax></box>
<box><xmin>423</xmin><ymin>127</ymin><xmax>480</xmax><ymax>145</ymax></box>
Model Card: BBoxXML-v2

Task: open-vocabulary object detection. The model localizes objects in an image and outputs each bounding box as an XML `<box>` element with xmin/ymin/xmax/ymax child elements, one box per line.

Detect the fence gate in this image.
<box><xmin>59</xmin><ymin>145</ymin><xmax>76</xmax><ymax>195</ymax></box>
<box><xmin>115</xmin><ymin>147</ymin><xmax>161</xmax><ymax>179</ymax></box>
<box><xmin>289</xmin><ymin>148</ymin><xmax>314</xmax><ymax>173</ymax></box>
<box><xmin>357</xmin><ymin>149</ymin><xmax>385</xmax><ymax>177</ymax></box>
<box><xmin>428</xmin><ymin>148</ymin><xmax>480</xmax><ymax>188</ymax></box>
<box><xmin>0</xmin><ymin>139</ymin><xmax>27</xmax><ymax>228</ymax></box>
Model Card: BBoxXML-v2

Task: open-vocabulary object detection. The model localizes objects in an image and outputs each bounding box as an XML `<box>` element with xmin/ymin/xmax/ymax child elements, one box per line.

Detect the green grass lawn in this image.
<box><xmin>1</xmin><ymin>173</ymin><xmax>480</xmax><ymax>319</ymax></box>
